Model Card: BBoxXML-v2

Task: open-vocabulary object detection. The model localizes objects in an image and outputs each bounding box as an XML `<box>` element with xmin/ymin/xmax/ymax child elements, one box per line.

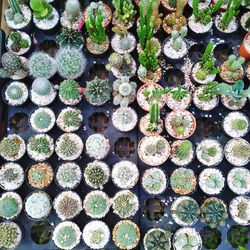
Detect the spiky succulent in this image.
<box><xmin>59</xmin><ymin>80</ymin><xmax>80</xmax><ymax>101</ymax></box>
<box><xmin>62</xmin><ymin>109</ymin><xmax>81</xmax><ymax>128</ymax></box>
<box><xmin>6</xmin><ymin>85</ymin><xmax>23</xmax><ymax>100</ymax></box>
<box><xmin>0</xmin><ymin>223</ymin><xmax>19</xmax><ymax>249</ymax></box>
<box><xmin>56</xmin><ymin>47</ymin><xmax>87</xmax><ymax>79</ymax></box>
<box><xmin>29</xmin><ymin>136</ymin><xmax>51</xmax><ymax>154</ymax></box>
<box><xmin>28</xmin><ymin>52</ymin><xmax>56</xmax><ymax>79</ymax></box>
<box><xmin>232</xmin><ymin>144</ymin><xmax>250</xmax><ymax>159</ymax></box>
<box><xmin>0</xmin><ymin>138</ymin><xmax>20</xmax><ymax>158</ymax></box>
<box><xmin>144</xmin><ymin>140</ymin><xmax>166</xmax><ymax>156</ymax></box>
<box><xmin>173</xmin><ymin>198</ymin><xmax>200</xmax><ymax>225</ymax></box>
<box><xmin>201</xmin><ymin>198</ymin><xmax>228</xmax><ymax>228</ymax></box>
<box><xmin>0</xmin><ymin>197</ymin><xmax>19</xmax><ymax>219</ymax></box>
<box><xmin>33</xmin><ymin>111</ymin><xmax>52</xmax><ymax>130</ymax></box>
<box><xmin>170</xmin><ymin>115</ymin><xmax>190</xmax><ymax>135</ymax></box>
<box><xmin>3</xmin><ymin>168</ymin><xmax>19</xmax><ymax>182</ymax></box>
<box><xmin>175</xmin><ymin>140</ymin><xmax>192</xmax><ymax>160</ymax></box>
<box><xmin>231</xmin><ymin>119</ymin><xmax>248</xmax><ymax>131</ymax></box>
<box><xmin>57</xmin><ymin>28</ymin><xmax>84</xmax><ymax>49</ymax></box>
<box><xmin>58</xmin><ymin>136</ymin><xmax>77</xmax><ymax>157</ymax></box>
<box><xmin>85</xmin><ymin>77</ymin><xmax>111</xmax><ymax>106</ymax></box>
<box><xmin>32</xmin><ymin>78</ymin><xmax>53</xmax><ymax>96</ymax></box>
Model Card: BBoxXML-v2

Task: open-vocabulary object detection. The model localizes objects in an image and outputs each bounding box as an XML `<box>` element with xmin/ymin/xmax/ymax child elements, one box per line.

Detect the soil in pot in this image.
<box><xmin>88</xmin><ymin>63</ymin><xmax>109</xmax><ymax>80</ymax></box>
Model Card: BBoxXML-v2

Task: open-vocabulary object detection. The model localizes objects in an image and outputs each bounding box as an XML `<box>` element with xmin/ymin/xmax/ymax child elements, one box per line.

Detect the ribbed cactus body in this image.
<box><xmin>2</xmin><ymin>52</ymin><xmax>22</xmax><ymax>73</ymax></box>
<box><xmin>32</xmin><ymin>78</ymin><xmax>52</xmax><ymax>96</ymax></box>
<box><xmin>0</xmin><ymin>223</ymin><xmax>19</xmax><ymax>249</ymax></box>
<box><xmin>6</xmin><ymin>85</ymin><xmax>23</xmax><ymax>100</ymax></box>
<box><xmin>8</xmin><ymin>0</ymin><xmax>22</xmax><ymax>14</ymax></box>
<box><xmin>33</xmin><ymin>111</ymin><xmax>52</xmax><ymax>130</ymax></box>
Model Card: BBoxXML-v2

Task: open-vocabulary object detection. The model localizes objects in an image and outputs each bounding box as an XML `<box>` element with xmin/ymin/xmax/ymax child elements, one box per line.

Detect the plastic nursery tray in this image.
<box><xmin>0</xmin><ymin>0</ymin><xmax>250</xmax><ymax>249</ymax></box>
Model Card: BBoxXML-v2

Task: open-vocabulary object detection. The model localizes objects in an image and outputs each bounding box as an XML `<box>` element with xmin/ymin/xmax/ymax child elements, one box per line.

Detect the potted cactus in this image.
<box><xmin>161</xmin><ymin>0</ymin><xmax>187</xmax><ymax>12</ymax></box>
<box><xmin>219</xmin><ymin>55</ymin><xmax>245</xmax><ymax>83</ymax></box>
<box><xmin>214</xmin><ymin>0</ymin><xmax>241</xmax><ymax>35</ymax></box>
<box><xmin>84</xmin><ymin>77</ymin><xmax>111</xmax><ymax>106</ymax></box>
<box><xmin>60</xmin><ymin>0</ymin><xmax>81</xmax><ymax>29</ymax></box>
<box><xmin>111</xmin><ymin>27</ymin><xmax>136</xmax><ymax>54</ymax></box>
<box><xmin>59</xmin><ymin>80</ymin><xmax>82</xmax><ymax>105</ymax></box>
<box><xmin>4</xmin><ymin>0</ymin><xmax>32</xmax><ymax>30</ymax></box>
<box><xmin>6</xmin><ymin>31</ymin><xmax>31</xmax><ymax>55</ymax></box>
<box><xmin>191</xmin><ymin>43</ymin><xmax>219</xmax><ymax>85</ymax></box>
<box><xmin>163</xmin><ymin>0</ymin><xmax>187</xmax><ymax>34</ymax></box>
<box><xmin>0</xmin><ymin>52</ymin><xmax>28</xmax><ymax>80</ymax></box>
<box><xmin>112</xmin><ymin>77</ymin><xmax>137</xmax><ymax>107</ymax></box>
<box><xmin>163</xmin><ymin>27</ymin><xmax>188</xmax><ymax>61</ymax></box>
<box><xmin>106</xmin><ymin>53</ymin><xmax>137</xmax><ymax>78</ymax></box>
<box><xmin>85</xmin><ymin>6</ymin><xmax>109</xmax><ymax>55</ymax></box>
<box><xmin>112</xmin><ymin>0</ymin><xmax>136</xmax><ymax>29</ymax></box>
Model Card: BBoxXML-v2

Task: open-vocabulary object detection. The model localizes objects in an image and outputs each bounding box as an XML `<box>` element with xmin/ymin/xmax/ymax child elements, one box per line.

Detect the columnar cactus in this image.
<box><xmin>29</xmin><ymin>52</ymin><xmax>57</xmax><ymax>79</ymax></box>
<box><xmin>84</xmin><ymin>77</ymin><xmax>111</xmax><ymax>106</ymax></box>
<box><xmin>56</xmin><ymin>47</ymin><xmax>87</xmax><ymax>79</ymax></box>
<box><xmin>5</xmin><ymin>0</ymin><xmax>24</xmax><ymax>24</ymax></box>
<box><xmin>172</xmin><ymin>27</ymin><xmax>187</xmax><ymax>51</ymax></box>
<box><xmin>65</xmin><ymin>0</ymin><xmax>81</xmax><ymax>22</ymax></box>
<box><xmin>32</xmin><ymin>78</ymin><xmax>53</xmax><ymax>96</ymax></box>
<box><xmin>175</xmin><ymin>140</ymin><xmax>192</xmax><ymax>160</ymax></box>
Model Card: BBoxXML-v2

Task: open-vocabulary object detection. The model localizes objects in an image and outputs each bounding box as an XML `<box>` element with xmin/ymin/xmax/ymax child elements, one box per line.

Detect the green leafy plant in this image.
<box><xmin>30</xmin><ymin>0</ymin><xmax>53</xmax><ymax>20</ymax></box>
<box><xmin>225</xmin><ymin>55</ymin><xmax>245</xmax><ymax>79</ymax></box>
<box><xmin>195</xmin><ymin>43</ymin><xmax>219</xmax><ymax>81</ymax></box>
<box><xmin>198</xmin><ymin>81</ymin><xmax>218</xmax><ymax>101</ymax></box>
<box><xmin>56</xmin><ymin>28</ymin><xmax>84</xmax><ymax>49</ymax></box>
<box><xmin>170</xmin><ymin>85</ymin><xmax>188</xmax><ymax>101</ymax></box>
<box><xmin>200</xmin><ymin>226</ymin><xmax>222</xmax><ymax>250</ymax></box>
<box><xmin>231</xmin><ymin>119</ymin><xmax>248</xmax><ymax>131</ymax></box>
<box><xmin>193</xmin><ymin>0</ymin><xmax>223</xmax><ymax>25</ymax></box>
<box><xmin>171</xmin><ymin>27</ymin><xmax>187</xmax><ymax>51</ymax></box>
<box><xmin>227</xmin><ymin>225</ymin><xmax>249</xmax><ymax>250</ymax></box>
<box><xmin>9</xmin><ymin>31</ymin><xmax>29</xmax><ymax>52</ymax></box>
<box><xmin>86</xmin><ymin>6</ymin><xmax>107</xmax><ymax>44</ymax></box>
<box><xmin>59</xmin><ymin>80</ymin><xmax>80</xmax><ymax>100</ymax></box>
<box><xmin>220</xmin><ymin>0</ymin><xmax>241</xmax><ymax>31</ymax></box>
<box><xmin>139</xmin><ymin>46</ymin><xmax>158</xmax><ymax>71</ymax></box>
<box><xmin>5</xmin><ymin>0</ymin><xmax>25</xmax><ymax>24</ymax></box>
<box><xmin>175</xmin><ymin>140</ymin><xmax>192</xmax><ymax>160</ymax></box>
<box><xmin>112</xmin><ymin>0</ymin><xmax>136</xmax><ymax>24</ymax></box>
<box><xmin>142</xmin><ymin>87</ymin><xmax>169</xmax><ymax>103</ymax></box>
<box><xmin>84</xmin><ymin>76</ymin><xmax>111</xmax><ymax>106</ymax></box>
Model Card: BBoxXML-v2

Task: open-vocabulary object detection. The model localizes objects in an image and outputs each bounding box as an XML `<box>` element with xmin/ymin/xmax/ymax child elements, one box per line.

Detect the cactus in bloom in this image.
<box><xmin>172</xmin><ymin>26</ymin><xmax>187</xmax><ymax>51</ymax></box>
<box><xmin>65</xmin><ymin>0</ymin><xmax>81</xmax><ymax>22</ymax></box>
<box><xmin>32</xmin><ymin>78</ymin><xmax>53</xmax><ymax>96</ymax></box>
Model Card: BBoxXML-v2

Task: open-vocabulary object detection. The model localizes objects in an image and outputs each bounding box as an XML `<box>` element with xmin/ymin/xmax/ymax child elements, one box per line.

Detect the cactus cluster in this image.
<box><xmin>56</xmin><ymin>47</ymin><xmax>87</xmax><ymax>79</ymax></box>
<box><xmin>237</xmin><ymin>200</ymin><xmax>249</xmax><ymax>221</ymax></box>
<box><xmin>227</xmin><ymin>55</ymin><xmax>245</xmax><ymax>79</ymax></box>
<box><xmin>29</xmin><ymin>52</ymin><xmax>57</xmax><ymax>79</ymax></box>
<box><xmin>9</xmin><ymin>31</ymin><xmax>29</xmax><ymax>52</ymax></box>
<box><xmin>65</xmin><ymin>0</ymin><xmax>81</xmax><ymax>22</ymax></box>
<box><xmin>58</xmin><ymin>136</ymin><xmax>77</xmax><ymax>157</ymax></box>
<box><xmin>33</xmin><ymin>111</ymin><xmax>52</xmax><ymax>130</ymax></box>
<box><xmin>59</xmin><ymin>80</ymin><xmax>80</xmax><ymax>101</ymax></box>
<box><xmin>30</xmin><ymin>0</ymin><xmax>53</xmax><ymax>20</ymax></box>
<box><xmin>0</xmin><ymin>52</ymin><xmax>24</xmax><ymax>78</ymax></box>
<box><xmin>6</xmin><ymin>84</ymin><xmax>23</xmax><ymax>100</ymax></box>
<box><xmin>0</xmin><ymin>222</ymin><xmax>19</xmax><ymax>249</ymax></box>
<box><xmin>62</xmin><ymin>109</ymin><xmax>81</xmax><ymax>128</ymax></box>
<box><xmin>201</xmin><ymin>198</ymin><xmax>228</xmax><ymax>228</ymax></box>
<box><xmin>84</xmin><ymin>77</ymin><xmax>111</xmax><ymax>106</ymax></box>
<box><xmin>170</xmin><ymin>115</ymin><xmax>190</xmax><ymax>135</ymax></box>
<box><xmin>171</xmin><ymin>27</ymin><xmax>187</xmax><ymax>51</ymax></box>
<box><xmin>87</xmin><ymin>1</ymin><xmax>107</xmax><ymax>20</ymax></box>
<box><xmin>29</xmin><ymin>136</ymin><xmax>51</xmax><ymax>154</ymax></box>
<box><xmin>57</xmin><ymin>164</ymin><xmax>78</xmax><ymax>186</ymax></box>
<box><xmin>57</xmin><ymin>28</ymin><xmax>84</xmax><ymax>49</ymax></box>
<box><xmin>0</xmin><ymin>137</ymin><xmax>20</xmax><ymax>158</ymax></box>
<box><xmin>144</xmin><ymin>140</ymin><xmax>166</xmax><ymax>156</ymax></box>
<box><xmin>5</xmin><ymin>0</ymin><xmax>24</xmax><ymax>24</ymax></box>
<box><xmin>0</xmin><ymin>197</ymin><xmax>19</xmax><ymax>219</ymax></box>
<box><xmin>175</xmin><ymin>140</ymin><xmax>192</xmax><ymax>160</ymax></box>
<box><xmin>32</xmin><ymin>78</ymin><xmax>53</xmax><ymax>96</ymax></box>
<box><xmin>113</xmin><ymin>77</ymin><xmax>136</xmax><ymax>107</ymax></box>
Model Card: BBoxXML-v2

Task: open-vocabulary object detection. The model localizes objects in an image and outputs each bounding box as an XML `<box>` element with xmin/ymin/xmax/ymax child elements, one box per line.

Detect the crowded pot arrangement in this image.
<box><xmin>0</xmin><ymin>0</ymin><xmax>250</xmax><ymax>249</ymax></box>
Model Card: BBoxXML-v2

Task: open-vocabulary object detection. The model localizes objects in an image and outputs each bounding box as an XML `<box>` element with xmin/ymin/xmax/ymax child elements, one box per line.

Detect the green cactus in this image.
<box><xmin>57</xmin><ymin>47</ymin><xmax>87</xmax><ymax>79</ymax></box>
<box><xmin>3</xmin><ymin>168</ymin><xmax>19</xmax><ymax>182</ymax></box>
<box><xmin>173</xmin><ymin>198</ymin><xmax>200</xmax><ymax>224</ymax></box>
<box><xmin>13</xmin><ymin>12</ymin><xmax>24</xmax><ymax>24</ymax></box>
<box><xmin>139</xmin><ymin>45</ymin><xmax>158</xmax><ymax>71</ymax></box>
<box><xmin>145</xmin><ymin>144</ymin><xmax>157</xmax><ymax>156</ymax></box>
<box><xmin>117</xmin><ymin>108</ymin><xmax>134</xmax><ymax>124</ymax></box>
<box><xmin>62</xmin><ymin>109</ymin><xmax>81</xmax><ymax>128</ymax></box>
<box><xmin>175</xmin><ymin>233</ymin><xmax>201</xmax><ymax>249</ymax></box>
<box><xmin>29</xmin><ymin>52</ymin><xmax>56</xmax><ymax>79</ymax></box>
<box><xmin>0</xmin><ymin>137</ymin><xmax>20</xmax><ymax>158</ymax></box>
<box><xmin>6</xmin><ymin>0</ymin><xmax>24</xmax><ymax>24</ymax></box>
<box><xmin>232</xmin><ymin>169</ymin><xmax>248</xmax><ymax>189</ymax></box>
<box><xmin>227</xmin><ymin>225</ymin><xmax>249</xmax><ymax>250</ymax></box>
<box><xmin>149</xmin><ymin>102</ymin><xmax>159</xmax><ymax>131</ymax></box>
<box><xmin>58</xmin><ymin>136</ymin><xmax>77</xmax><ymax>157</ymax></box>
<box><xmin>176</xmin><ymin>0</ymin><xmax>185</xmax><ymax>18</ymax></box>
<box><xmin>59</xmin><ymin>80</ymin><xmax>80</xmax><ymax>100</ymax></box>
<box><xmin>84</xmin><ymin>77</ymin><xmax>111</xmax><ymax>106</ymax></box>
<box><xmin>201</xmin><ymin>146</ymin><xmax>217</xmax><ymax>162</ymax></box>
<box><xmin>137</xmin><ymin>65</ymin><xmax>148</xmax><ymax>78</ymax></box>
<box><xmin>170</xmin><ymin>115</ymin><xmax>190</xmax><ymax>135</ymax></box>
<box><xmin>228</xmin><ymin>55</ymin><xmax>245</xmax><ymax>72</ymax></box>
<box><xmin>201</xmin><ymin>198</ymin><xmax>228</xmax><ymax>228</ymax></box>
<box><xmin>6</xmin><ymin>85</ymin><xmax>23</xmax><ymax>100</ymax></box>
<box><xmin>8</xmin><ymin>0</ymin><xmax>22</xmax><ymax>14</ymax></box>
<box><xmin>232</xmin><ymin>144</ymin><xmax>250</xmax><ymax>159</ymax></box>
<box><xmin>65</xmin><ymin>0</ymin><xmax>81</xmax><ymax>22</ymax></box>
<box><xmin>0</xmin><ymin>223</ymin><xmax>19</xmax><ymax>249</ymax></box>
<box><xmin>30</xmin><ymin>0</ymin><xmax>53</xmax><ymax>20</ymax></box>
<box><xmin>120</xmin><ymin>37</ymin><xmax>131</xmax><ymax>50</ymax></box>
<box><xmin>57</xmin><ymin>164</ymin><xmax>78</xmax><ymax>184</ymax></box>
<box><xmin>0</xmin><ymin>197</ymin><xmax>19</xmax><ymax>219</ymax></box>
<box><xmin>172</xmin><ymin>27</ymin><xmax>187</xmax><ymax>51</ymax></box>
<box><xmin>32</xmin><ymin>78</ymin><xmax>52</xmax><ymax>96</ymax></box>
<box><xmin>113</xmin><ymin>0</ymin><xmax>136</xmax><ymax>24</ymax></box>
<box><xmin>175</xmin><ymin>140</ymin><xmax>192</xmax><ymax>160</ymax></box>
<box><xmin>106</xmin><ymin>52</ymin><xmax>123</xmax><ymax>70</ymax></box>
<box><xmin>56</xmin><ymin>28</ymin><xmax>84</xmax><ymax>49</ymax></box>
<box><xmin>33</xmin><ymin>111</ymin><xmax>52</xmax><ymax>130</ymax></box>
<box><xmin>231</xmin><ymin>119</ymin><xmax>248</xmax><ymax>131</ymax></box>
<box><xmin>237</xmin><ymin>200</ymin><xmax>249</xmax><ymax>220</ymax></box>
<box><xmin>29</xmin><ymin>136</ymin><xmax>51</xmax><ymax>154</ymax></box>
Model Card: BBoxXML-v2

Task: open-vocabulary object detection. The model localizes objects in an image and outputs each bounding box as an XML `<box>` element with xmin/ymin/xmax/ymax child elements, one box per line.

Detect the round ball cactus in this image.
<box><xmin>2</xmin><ymin>52</ymin><xmax>22</xmax><ymax>74</ymax></box>
<box><xmin>14</xmin><ymin>13</ymin><xmax>24</xmax><ymax>24</ymax></box>
<box><xmin>65</xmin><ymin>0</ymin><xmax>81</xmax><ymax>21</ymax></box>
<box><xmin>33</xmin><ymin>111</ymin><xmax>52</xmax><ymax>130</ymax></box>
<box><xmin>59</xmin><ymin>80</ymin><xmax>80</xmax><ymax>100</ymax></box>
<box><xmin>32</xmin><ymin>78</ymin><xmax>52</xmax><ymax>96</ymax></box>
<box><xmin>120</xmin><ymin>37</ymin><xmax>131</xmax><ymax>50</ymax></box>
<box><xmin>137</xmin><ymin>65</ymin><xmax>147</xmax><ymax>78</ymax></box>
<box><xmin>106</xmin><ymin>53</ymin><xmax>123</xmax><ymax>70</ymax></box>
<box><xmin>6</xmin><ymin>85</ymin><xmax>23</xmax><ymax>100</ymax></box>
<box><xmin>119</xmin><ymin>83</ymin><xmax>132</xmax><ymax>96</ymax></box>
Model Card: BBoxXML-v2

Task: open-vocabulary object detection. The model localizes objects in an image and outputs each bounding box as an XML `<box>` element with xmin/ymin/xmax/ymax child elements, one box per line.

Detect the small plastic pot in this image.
<box><xmin>239</xmin><ymin>32</ymin><xmax>250</xmax><ymax>60</ymax></box>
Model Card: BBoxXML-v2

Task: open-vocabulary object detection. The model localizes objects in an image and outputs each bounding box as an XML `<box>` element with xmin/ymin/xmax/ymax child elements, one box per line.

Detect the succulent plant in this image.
<box><xmin>170</xmin><ymin>115</ymin><xmax>190</xmax><ymax>135</ymax></box>
<box><xmin>173</xmin><ymin>198</ymin><xmax>200</xmax><ymax>224</ymax></box>
<box><xmin>170</xmin><ymin>85</ymin><xmax>188</xmax><ymax>101</ymax></box>
<box><xmin>200</xmin><ymin>226</ymin><xmax>222</xmax><ymax>250</ymax></box>
<box><xmin>84</xmin><ymin>77</ymin><xmax>111</xmax><ymax>106</ymax></box>
<box><xmin>5</xmin><ymin>0</ymin><xmax>24</xmax><ymax>24</ymax></box>
<box><xmin>137</xmin><ymin>65</ymin><xmax>147</xmax><ymax>78</ymax></box>
<box><xmin>58</xmin><ymin>136</ymin><xmax>77</xmax><ymax>157</ymax></box>
<box><xmin>62</xmin><ymin>109</ymin><xmax>81</xmax><ymax>128</ymax></box>
<box><xmin>30</xmin><ymin>0</ymin><xmax>53</xmax><ymax>20</ymax></box>
<box><xmin>29</xmin><ymin>136</ymin><xmax>51</xmax><ymax>154</ymax></box>
<box><xmin>231</xmin><ymin>119</ymin><xmax>248</xmax><ymax>131</ymax></box>
<box><xmin>6</xmin><ymin>85</ymin><xmax>23</xmax><ymax>100</ymax></box>
<box><xmin>56</xmin><ymin>47</ymin><xmax>87</xmax><ymax>79</ymax></box>
<box><xmin>232</xmin><ymin>169</ymin><xmax>248</xmax><ymax>190</ymax></box>
<box><xmin>9</xmin><ymin>31</ymin><xmax>29</xmax><ymax>52</ymax></box>
<box><xmin>31</xmin><ymin>78</ymin><xmax>53</xmax><ymax>96</ymax></box>
<box><xmin>201</xmin><ymin>146</ymin><xmax>217</xmax><ymax>162</ymax></box>
<box><xmin>175</xmin><ymin>232</ymin><xmax>201</xmax><ymax>249</ymax></box>
<box><xmin>171</xmin><ymin>26</ymin><xmax>187</xmax><ymax>51</ymax></box>
<box><xmin>59</xmin><ymin>80</ymin><xmax>80</xmax><ymax>101</ymax></box>
<box><xmin>232</xmin><ymin>144</ymin><xmax>250</xmax><ymax>159</ymax></box>
<box><xmin>201</xmin><ymin>198</ymin><xmax>228</xmax><ymax>228</ymax></box>
<box><xmin>33</xmin><ymin>111</ymin><xmax>52</xmax><ymax>130</ymax></box>
<box><xmin>3</xmin><ymin>168</ymin><xmax>19</xmax><ymax>183</ymax></box>
<box><xmin>65</xmin><ymin>0</ymin><xmax>81</xmax><ymax>22</ymax></box>
<box><xmin>227</xmin><ymin>225</ymin><xmax>249</xmax><ymax>250</ymax></box>
<box><xmin>0</xmin><ymin>197</ymin><xmax>19</xmax><ymax>219</ymax></box>
<box><xmin>226</xmin><ymin>55</ymin><xmax>245</xmax><ymax>79</ymax></box>
<box><xmin>0</xmin><ymin>223</ymin><xmax>19</xmax><ymax>249</ymax></box>
<box><xmin>113</xmin><ymin>77</ymin><xmax>137</xmax><ymax>107</ymax></box>
<box><xmin>29</xmin><ymin>52</ymin><xmax>56</xmax><ymax>79</ymax></box>
<box><xmin>175</xmin><ymin>140</ymin><xmax>192</xmax><ymax>160</ymax></box>
<box><xmin>168</xmin><ymin>0</ymin><xmax>176</xmax><ymax>8</ymax></box>
<box><xmin>57</xmin><ymin>28</ymin><xmax>84</xmax><ymax>49</ymax></box>
<box><xmin>145</xmin><ymin>144</ymin><xmax>157</xmax><ymax>156</ymax></box>
<box><xmin>144</xmin><ymin>229</ymin><xmax>172</xmax><ymax>250</ymax></box>
<box><xmin>237</xmin><ymin>200</ymin><xmax>249</xmax><ymax>220</ymax></box>
<box><xmin>0</xmin><ymin>138</ymin><xmax>20</xmax><ymax>158</ymax></box>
